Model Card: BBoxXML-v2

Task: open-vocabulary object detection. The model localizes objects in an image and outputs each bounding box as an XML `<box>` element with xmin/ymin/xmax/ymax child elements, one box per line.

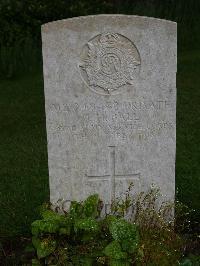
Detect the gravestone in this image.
<box><xmin>42</xmin><ymin>15</ymin><xmax>177</xmax><ymax>207</ymax></box>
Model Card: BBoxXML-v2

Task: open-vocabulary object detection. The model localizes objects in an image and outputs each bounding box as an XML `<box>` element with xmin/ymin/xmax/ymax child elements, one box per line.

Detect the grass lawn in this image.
<box><xmin>0</xmin><ymin>73</ymin><xmax>49</xmax><ymax>238</ymax></box>
<box><xmin>176</xmin><ymin>49</ymin><xmax>200</xmax><ymax>212</ymax></box>
<box><xmin>0</xmin><ymin>49</ymin><xmax>199</xmax><ymax>239</ymax></box>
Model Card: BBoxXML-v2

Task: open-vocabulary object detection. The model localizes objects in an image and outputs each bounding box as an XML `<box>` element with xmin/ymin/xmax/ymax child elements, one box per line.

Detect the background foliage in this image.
<box><xmin>0</xmin><ymin>0</ymin><xmax>199</xmax><ymax>241</ymax></box>
<box><xmin>0</xmin><ymin>0</ymin><xmax>200</xmax><ymax>77</ymax></box>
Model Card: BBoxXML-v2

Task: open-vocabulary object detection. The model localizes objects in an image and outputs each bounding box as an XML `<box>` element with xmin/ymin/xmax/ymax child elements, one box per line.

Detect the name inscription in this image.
<box><xmin>46</xmin><ymin>99</ymin><xmax>174</xmax><ymax>143</ymax></box>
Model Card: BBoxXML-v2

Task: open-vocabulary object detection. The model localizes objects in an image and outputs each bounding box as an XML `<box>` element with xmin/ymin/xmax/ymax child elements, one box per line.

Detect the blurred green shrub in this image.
<box><xmin>0</xmin><ymin>0</ymin><xmax>200</xmax><ymax>77</ymax></box>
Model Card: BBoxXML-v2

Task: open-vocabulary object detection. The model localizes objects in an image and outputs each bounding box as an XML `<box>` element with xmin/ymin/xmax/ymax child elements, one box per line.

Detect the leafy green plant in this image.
<box><xmin>29</xmin><ymin>189</ymin><xmax>187</xmax><ymax>265</ymax></box>
<box><xmin>30</xmin><ymin>194</ymin><xmax>139</xmax><ymax>265</ymax></box>
<box><xmin>179</xmin><ymin>255</ymin><xmax>200</xmax><ymax>266</ymax></box>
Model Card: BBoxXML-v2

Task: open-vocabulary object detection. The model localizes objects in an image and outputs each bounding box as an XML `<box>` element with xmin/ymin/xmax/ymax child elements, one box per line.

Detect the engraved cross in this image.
<box><xmin>86</xmin><ymin>146</ymin><xmax>140</xmax><ymax>201</ymax></box>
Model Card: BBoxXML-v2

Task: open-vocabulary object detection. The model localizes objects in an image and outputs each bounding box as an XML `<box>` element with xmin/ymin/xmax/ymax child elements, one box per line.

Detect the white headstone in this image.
<box><xmin>42</xmin><ymin>15</ymin><xmax>177</xmax><ymax>206</ymax></box>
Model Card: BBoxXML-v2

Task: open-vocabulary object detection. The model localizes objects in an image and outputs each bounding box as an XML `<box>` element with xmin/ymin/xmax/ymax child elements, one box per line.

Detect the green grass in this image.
<box><xmin>0</xmin><ymin>49</ymin><xmax>199</xmax><ymax>239</ymax></box>
<box><xmin>176</xmin><ymin>49</ymin><xmax>200</xmax><ymax>212</ymax></box>
<box><xmin>0</xmin><ymin>74</ymin><xmax>49</xmax><ymax>237</ymax></box>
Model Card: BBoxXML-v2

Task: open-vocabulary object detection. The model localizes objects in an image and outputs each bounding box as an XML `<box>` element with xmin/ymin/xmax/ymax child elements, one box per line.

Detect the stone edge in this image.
<box><xmin>41</xmin><ymin>14</ymin><xmax>177</xmax><ymax>32</ymax></box>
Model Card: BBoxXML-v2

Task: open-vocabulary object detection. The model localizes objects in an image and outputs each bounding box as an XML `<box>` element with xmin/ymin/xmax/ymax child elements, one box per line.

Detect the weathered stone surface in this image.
<box><xmin>42</xmin><ymin>15</ymin><xmax>177</xmax><ymax>206</ymax></box>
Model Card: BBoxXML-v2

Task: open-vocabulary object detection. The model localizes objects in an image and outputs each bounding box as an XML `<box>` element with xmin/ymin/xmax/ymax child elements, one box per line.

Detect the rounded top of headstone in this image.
<box><xmin>42</xmin><ymin>14</ymin><xmax>177</xmax><ymax>32</ymax></box>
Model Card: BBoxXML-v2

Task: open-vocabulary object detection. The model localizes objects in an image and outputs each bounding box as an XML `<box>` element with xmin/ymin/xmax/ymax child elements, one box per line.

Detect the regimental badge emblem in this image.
<box><xmin>79</xmin><ymin>32</ymin><xmax>141</xmax><ymax>95</ymax></box>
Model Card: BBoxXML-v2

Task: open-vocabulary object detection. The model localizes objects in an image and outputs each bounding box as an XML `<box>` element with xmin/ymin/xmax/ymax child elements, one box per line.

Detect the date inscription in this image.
<box><xmin>46</xmin><ymin>99</ymin><xmax>174</xmax><ymax>143</ymax></box>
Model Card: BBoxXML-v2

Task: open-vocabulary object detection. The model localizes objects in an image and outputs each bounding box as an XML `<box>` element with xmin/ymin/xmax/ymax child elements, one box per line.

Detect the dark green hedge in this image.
<box><xmin>0</xmin><ymin>0</ymin><xmax>200</xmax><ymax>77</ymax></box>
<box><xmin>0</xmin><ymin>0</ymin><xmax>200</xmax><ymax>46</ymax></box>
